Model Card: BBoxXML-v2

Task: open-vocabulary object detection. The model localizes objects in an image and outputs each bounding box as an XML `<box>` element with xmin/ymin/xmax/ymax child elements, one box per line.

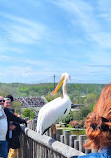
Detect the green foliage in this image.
<box><xmin>67</xmin><ymin>124</ymin><xmax>72</xmax><ymax>128</ymax></box>
<box><xmin>84</xmin><ymin>92</ymin><xmax>98</xmax><ymax>111</ymax></box>
<box><xmin>22</xmin><ymin>108</ymin><xmax>35</xmax><ymax>119</ymax></box>
<box><xmin>0</xmin><ymin>84</ymin><xmax>17</xmax><ymax>97</ymax></box>
<box><xmin>71</xmin><ymin>129</ymin><xmax>85</xmax><ymax>135</ymax></box>
<box><xmin>0</xmin><ymin>91</ymin><xmax>7</xmax><ymax>97</ymax></box>
<box><xmin>73</xmin><ymin>106</ymin><xmax>91</xmax><ymax>121</ymax></box>
<box><xmin>30</xmin><ymin>111</ymin><xmax>36</xmax><ymax>119</ymax></box>
<box><xmin>62</xmin><ymin>128</ymin><xmax>85</xmax><ymax>135</ymax></box>
<box><xmin>16</xmin><ymin>83</ymin><xmax>54</xmax><ymax>97</ymax></box>
<box><xmin>45</xmin><ymin>91</ymin><xmax>62</xmax><ymax>102</ymax></box>
<box><xmin>71</xmin><ymin>92</ymin><xmax>99</xmax><ymax>121</ymax></box>
<box><xmin>68</xmin><ymin>83</ymin><xmax>105</xmax><ymax>105</ymax></box>
<box><xmin>62</xmin><ymin>111</ymin><xmax>73</xmax><ymax>124</ymax></box>
<box><xmin>0</xmin><ymin>82</ymin><xmax>105</xmax><ymax>99</ymax></box>
<box><xmin>12</xmin><ymin>101</ymin><xmax>22</xmax><ymax>114</ymax></box>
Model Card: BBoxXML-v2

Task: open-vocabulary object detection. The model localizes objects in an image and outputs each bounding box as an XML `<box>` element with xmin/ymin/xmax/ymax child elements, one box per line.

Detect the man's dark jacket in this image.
<box><xmin>4</xmin><ymin>107</ymin><xmax>26</xmax><ymax>149</ymax></box>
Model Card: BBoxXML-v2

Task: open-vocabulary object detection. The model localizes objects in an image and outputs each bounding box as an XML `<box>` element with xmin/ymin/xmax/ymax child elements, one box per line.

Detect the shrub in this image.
<box><xmin>69</xmin><ymin>120</ymin><xmax>79</xmax><ymax>128</ymax></box>
<box><xmin>78</xmin><ymin>120</ymin><xmax>85</xmax><ymax>128</ymax></box>
<box><xmin>22</xmin><ymin>108</ymin><xmax>35</xmax><ymax>119</ymax></box>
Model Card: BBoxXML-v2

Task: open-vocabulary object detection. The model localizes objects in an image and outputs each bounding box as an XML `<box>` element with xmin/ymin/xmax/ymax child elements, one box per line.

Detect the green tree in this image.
<box><xmin>62</xmin><ymin>111</ymin><xmax>73</xmax><ymax>124</ymax></box>
<box><xmin>72</xmin><ymin>106</ymin><xmax>91</xmax><ymax>121</ymax></box>
<box><xmin>72</xmin><ymin>93</ymin><xmax>98</xmax><ymax>121</ymax></box>
<box><xmin>45</xmin><ymin>91</ymin><xmax>62</xmax><ymax>102</ymax></box>
<box><xmin>22</xmin><ymin>108</ymin><xmax>35</xmax><ymax>119</ymax></box>
<box><xmin>12</xmin><ymin>101</ymin><xmax>22</xmax><ymax>114</ymax></box>
<box><xmin>84</xmin><ymin>93</ymin><xmax>98</xmax><ymax>111</ymax></box>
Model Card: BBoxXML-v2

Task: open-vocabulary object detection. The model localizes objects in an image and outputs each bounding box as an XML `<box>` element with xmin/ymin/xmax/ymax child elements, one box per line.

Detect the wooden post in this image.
<box><xmin>64</xmin><ymin>130</ymin><xmax>71</xmax><ymax>145</ymax></box>
<box><xmin>32</xmin><ymin>119</ymin><xmax>37</xmax><ymax>130</ymax></box>
<box><xmin>56</xmin><ymin>129</ymin><xmax>63</xmax><ymax>141</ymax></box>
<box><xmin>79</xmin><ymin>135</ymin><xmax>87</xmax><ymax>153</ymax></box>
<box><xmin>74</xmin><ymin>140</ymin><xmax>79</xmax><ymax>150</ymax></box>
<box><xmin>27</xmin><ymin>120</ymin><xmax>32</xmax><ymax>129</ymax></box>
<box><xmin>69</xmin><ymin>135</ymin><xmax>77</xmax><ymax>148</ymax></box>
<box><xmin>51</xmin><ymin>125</ymin><xmax>56</xmax><ymax>139</ymax></box>
<box><xmin>60</xmin><ymin>135</ymin><xmax>64</xmax><ymax>143</ymax></box>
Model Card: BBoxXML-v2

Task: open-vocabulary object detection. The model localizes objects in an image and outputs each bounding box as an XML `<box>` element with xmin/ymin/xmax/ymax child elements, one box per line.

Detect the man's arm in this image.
<box><xmin>4</xmin><ymin>107</ymin><xmax>27</xmax><ymax>125</ymax></box>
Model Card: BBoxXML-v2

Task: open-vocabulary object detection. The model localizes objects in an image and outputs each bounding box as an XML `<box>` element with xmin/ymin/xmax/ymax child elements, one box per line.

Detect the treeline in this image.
<box><xmin>0</xmin><ymin>82</ymin><xmax>106</xmax><ymax>99</ymax></box>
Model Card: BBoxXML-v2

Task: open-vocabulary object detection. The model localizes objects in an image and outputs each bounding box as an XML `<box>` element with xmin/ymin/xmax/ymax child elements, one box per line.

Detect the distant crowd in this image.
<box><xmin>14</xmin><ymin>97</ymin><xmax>45</xmax><ymax>107</ymax></box>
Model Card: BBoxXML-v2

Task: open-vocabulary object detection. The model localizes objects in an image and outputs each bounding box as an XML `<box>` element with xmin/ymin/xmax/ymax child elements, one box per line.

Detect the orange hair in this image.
<box><xmin>84</xmin><ymin>84</ymin><xmax>111</xmax><ymax>150</ymax></box>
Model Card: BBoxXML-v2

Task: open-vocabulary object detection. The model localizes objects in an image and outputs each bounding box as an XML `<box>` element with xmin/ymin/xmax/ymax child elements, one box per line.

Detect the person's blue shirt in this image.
<box><xmin>78</xmin><ymin>147</ymin><xmax>111</xmax><ymax>158</ymax></box>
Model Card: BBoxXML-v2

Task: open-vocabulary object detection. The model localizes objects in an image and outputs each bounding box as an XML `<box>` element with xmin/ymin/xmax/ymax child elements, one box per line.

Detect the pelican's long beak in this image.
<box><xmin>51</xmin><ymin>77</ymin><xmax>65</xmax><ymax>96</ymax></box>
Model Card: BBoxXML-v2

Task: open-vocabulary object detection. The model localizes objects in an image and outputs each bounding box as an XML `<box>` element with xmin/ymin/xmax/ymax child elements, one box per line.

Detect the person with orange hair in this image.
<box><xmin>78</xmin><ymin>84</ymin><xmax>111</xmax><ymax>158</ymax></box>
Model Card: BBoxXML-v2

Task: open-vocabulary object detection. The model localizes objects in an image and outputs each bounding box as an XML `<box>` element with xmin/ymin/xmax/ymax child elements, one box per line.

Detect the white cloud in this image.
<box><xmin>51</xmin><ymin>0</ymin><xmax>100</xmax><ymax>32</ymax></box>
<box><xmin>0</xmin><ymin>55</ymin><xmax>51</xmax><ymax>67</ymax></box>
<box><xmin>50</xmin><ymin>0</ymin><xmax>111</xmax><ymax>48</ymax></box>
<box><xmin>0</xmin><ymin>12</ymin><xmax>48</xmax><ymax>44</ymax></box>
<box><xmin>0</xmin><ymin>65</ymin><xmax>59</xmax><ymax>83</ymax></box>
<box><xmin>90</xmin><ymin>32</ymin><xmax>111</xmax><ymax>48</ymax></box>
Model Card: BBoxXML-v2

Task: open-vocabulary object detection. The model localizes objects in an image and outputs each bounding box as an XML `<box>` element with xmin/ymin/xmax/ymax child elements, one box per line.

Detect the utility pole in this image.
<box><xmin>53</xmin><ymin>74</ymin><xmax>56</xmax><ymax>89</ymax></box>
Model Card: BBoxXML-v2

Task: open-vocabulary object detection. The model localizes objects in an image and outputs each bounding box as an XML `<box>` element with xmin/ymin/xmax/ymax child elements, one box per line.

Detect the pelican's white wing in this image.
<box><xmin>36</xmin><ymin>96</ymin><xmax>71</xmax><ymax>135</ymax></box>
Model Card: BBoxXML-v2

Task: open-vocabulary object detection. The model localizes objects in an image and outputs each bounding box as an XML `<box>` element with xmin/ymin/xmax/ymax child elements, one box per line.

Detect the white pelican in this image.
<box><xmin>36</xmin><ymin>72</ymin><xmax>71</xmax><ymax>135</ymax></box>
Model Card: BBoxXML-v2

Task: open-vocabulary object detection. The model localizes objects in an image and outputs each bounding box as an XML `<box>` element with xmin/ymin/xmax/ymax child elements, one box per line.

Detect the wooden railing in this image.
<box><xmin>17</xmin><ymin>126</ymin><xmax>85</xmax><ymax>158</ymax></box>
<box><xmin>26</xmin><ymin>120</ymin><xmax>92</xmax><ymax>154</ymax></box>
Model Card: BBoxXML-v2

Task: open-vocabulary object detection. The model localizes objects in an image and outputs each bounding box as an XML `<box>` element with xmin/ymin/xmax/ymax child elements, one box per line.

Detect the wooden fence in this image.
<box><xmin>17</xmin><ymin>125</ymin><xmax>85</xmax><ymax>158</ymax></box>
<box><xmin>26</xmin><ymin>120</ymin><xmax>92</xmax><ymax>154</ymax></box>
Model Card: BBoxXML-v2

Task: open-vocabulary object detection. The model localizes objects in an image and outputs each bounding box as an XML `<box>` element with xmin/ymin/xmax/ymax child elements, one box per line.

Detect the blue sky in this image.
<box><xmin>0</xmin><ymin>0</ymin><xmax>111</xmax><ymax>84</ymax></box>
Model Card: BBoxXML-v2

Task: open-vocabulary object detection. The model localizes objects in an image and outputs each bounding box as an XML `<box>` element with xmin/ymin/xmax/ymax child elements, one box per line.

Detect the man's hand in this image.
<box><xmin>9</xmin><ymin>125</ymin><xmax>16</xmax><ymax>130</ymax></box>
<box><xmin>27</xmin><ymin>120</ymin><xmax>31</xmax><ymax>124</ymax></box>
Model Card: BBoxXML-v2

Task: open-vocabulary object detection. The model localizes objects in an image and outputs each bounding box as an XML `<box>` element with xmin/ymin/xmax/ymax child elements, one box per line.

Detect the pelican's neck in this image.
<box><xmin>62</xmin><ymin>81</ymin><xmax>67</xmax><ymax>97</ymax></box>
